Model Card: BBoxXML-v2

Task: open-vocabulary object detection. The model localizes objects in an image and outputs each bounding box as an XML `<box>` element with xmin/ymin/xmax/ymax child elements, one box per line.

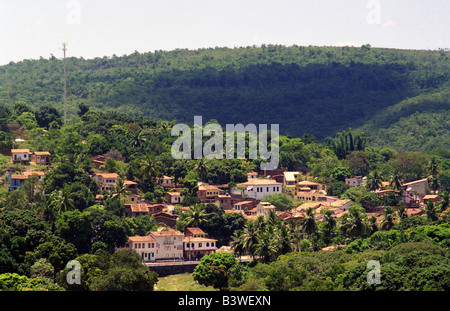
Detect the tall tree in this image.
<box><xmin>366</xmin><ymin>170</ymin><xmax>383</xmax><ymax>191</ymax></box>
<box><xmin>181</xmin><ymin>205</ymin><xmax>209</xmax><ymax>228</ymax></box>
<box><xmin>301</xmin><ymin>208</ymin><xmax>317</xmax><ymax>238</ymax></box>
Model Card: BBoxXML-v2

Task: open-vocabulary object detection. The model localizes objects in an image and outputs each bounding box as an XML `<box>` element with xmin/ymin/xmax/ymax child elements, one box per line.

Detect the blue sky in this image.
<box><xmin>0</xmin><ymin>0</ymin><xmax>448</xmax><ymax>65</ymax></box>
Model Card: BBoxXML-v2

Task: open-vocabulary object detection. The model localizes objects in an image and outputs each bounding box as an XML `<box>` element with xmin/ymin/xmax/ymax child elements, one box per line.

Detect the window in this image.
<box><xmin>267</xmin><ymin>187</ymin><xmax>269</xmax><ymax>192</ymax></box>
<box><xmin>206</xmin><ymin>242</ymin><xmax>209</xmax><ymax>247</ymax></box>
<box><xmin>199</xmin><ymin>243</ymin><xmax>202</xmax><ymax>247</ymax></box>
<box><xmin>211</xmin><ymin>242</ymin><xmax>214</xmax><ymax>247</ymax></box>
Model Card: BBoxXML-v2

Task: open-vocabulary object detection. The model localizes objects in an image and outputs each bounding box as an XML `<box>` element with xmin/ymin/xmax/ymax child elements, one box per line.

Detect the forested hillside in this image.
<box><xmin>0</xmin><ymin>44</ymin><xmax>448</xmax><ymax>150</ymax></box>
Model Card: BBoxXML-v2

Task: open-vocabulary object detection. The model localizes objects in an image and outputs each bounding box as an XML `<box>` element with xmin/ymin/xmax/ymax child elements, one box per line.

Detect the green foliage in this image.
<box><xmin>264</xmin><ymin>193</ymin><xmax>294</xmax><ymax>211</ymax></box>
<box><xmin>192</xmin><ymin>252</ymin><xmax>238</xmax><ymax>290</ymax></box>
<box><xmin>0</xmin><ymin>45</ymin><xmax>448</xmax><ymax>150</ymax></box>
<box><xmin>0</xmin><ymin>272</ymin><xmax>65</xmax><ymax>291</ymax></box>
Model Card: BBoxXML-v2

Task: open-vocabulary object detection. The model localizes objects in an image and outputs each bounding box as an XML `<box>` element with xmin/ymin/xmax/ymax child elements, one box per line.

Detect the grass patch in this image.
<box><xmin>155</xmin><ymin>273</ymin><xmax>217</xmax><ymax>291</ymax></box>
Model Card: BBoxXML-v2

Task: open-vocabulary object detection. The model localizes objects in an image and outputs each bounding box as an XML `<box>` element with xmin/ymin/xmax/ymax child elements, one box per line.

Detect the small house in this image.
<box><xmin>11</xmin><ymin>149</ymin><xmax>31</xmax><ymax>165</ymax></box>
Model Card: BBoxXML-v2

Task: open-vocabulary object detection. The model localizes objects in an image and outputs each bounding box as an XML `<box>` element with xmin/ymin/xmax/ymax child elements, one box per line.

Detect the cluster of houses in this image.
<box><xmin>7</xmin><ymin>149</ymin><xmax>51</xmax><ymax>191</ymax></box>
<box><xmin>3</xmin><ymin>149</ymin><xmax>439</xmax><ymax>263</ymax></box>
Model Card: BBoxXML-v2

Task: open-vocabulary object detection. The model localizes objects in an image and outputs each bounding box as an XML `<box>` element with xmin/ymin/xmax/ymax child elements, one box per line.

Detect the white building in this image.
<box><xmin>256</xmin><ymin>201</ymin><xmax>276</xmax><ymax>217</ymax></box>
<box><xmin>11</xmin><ymin>149</ymin><xmax>31</xmax><ymax>165</ymax></box>
<box><xmin>239</xmin><ymin>178</ymin><xmax>282</xmax><ymax>200</ymax></box>
<box><xmin>92</xmin><ymin>173</ymin><xmax>120</xmax><ymax>192</ymax></box>
<box><xmin>124</xmin><ymin>228</ymin><xmax>184</xmax><ymax>262</ymax></box>
<box><xmin>345</xmin><ymin>176</ymin><xmax>364</xmax><ymax>187</ymax></box>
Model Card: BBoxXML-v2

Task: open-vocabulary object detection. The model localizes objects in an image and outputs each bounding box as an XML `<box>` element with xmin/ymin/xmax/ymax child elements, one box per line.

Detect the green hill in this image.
<box><xmin>0</xmin><ymin>44</ymin><xmax>448</xmax><ymax>150</ymax></box>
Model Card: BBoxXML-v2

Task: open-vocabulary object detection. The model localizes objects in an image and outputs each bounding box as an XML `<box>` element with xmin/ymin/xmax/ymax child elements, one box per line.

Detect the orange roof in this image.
<box><xmin>166</xmin><ymin>192</ymin><xmax>182</xmax><ymax>196</ymax></box>
<box><xmin>157</xmin><ymin>176</ymin><xmax>174</xmax><ymax>180</ymax></box>
<box><xmin>33</xmin><ymin>151</ymin><xmax>51</xmax><ymax>156</ymax></box>
<box><xmin>11</xmin><ymin>149</ymin><xmax>30</xmax><ymax>153</ymax></box>
<box><xmin>198</xmin><ymin>184</ymin><xmax>220</xmax><ymax>191</ymax></box>
<box><xmin>128</xmin><ymin>236</ymin><xmax>155</xmax><ymax>242</ymax></box>
<box><xmin>423</xmin><ymin>195</ymin><xmax>439</xmax><ymax>199</ymax></box>
<box><xmin>94</xmin><ymin>173</ymin><xmax>119</xmax><ymax>179</ymax></box>
<box><xmin>183</xmin><ymin>237</ymin><xmax>217</xmax><ymax>242</ymax></box>
<box><xmin>124</xmin><ymin>180</ymin><xmax>137</xmax><ymax>185</ymax></box>
<box><xmin>241</xmin><ymin>178</ymin><xmax>281</xmax><ymax>185</ymax></box>
<box><xmin>10</xmin><ymin>175</ymin><xmax>29</xmax><ymax>180</ymax></box>
<box><xmin>126</xmin><ymin>204</ymin><xmax>150</xmax><ymax>213</ymax></box>
<box><xmin>22</xmin><ymin>171</ymin><xmax>45</xmax><ymax>176</ymax></box>
<box><xmin>298</xmin><ymin>180</ymin><xmax>321</xmax><ymax>186</ymax></box>
<box><xmin>234</xmin><ymin>200</ymin><xmax>253</xmax><ymax>205</ymax></box>
<box><xmin>185</xmin><ymin>227</ymin><xmax>206</xmax><ymax>235</ymax></box>
<box><xmin>150</xmin><ymin>228</ymin><xmax>184</xmax><ymax>237</ymax></box>
<box><xmin>403</xmin><ymin>178</ymin><xmax>428</xmax><ymax>186</ymax></box>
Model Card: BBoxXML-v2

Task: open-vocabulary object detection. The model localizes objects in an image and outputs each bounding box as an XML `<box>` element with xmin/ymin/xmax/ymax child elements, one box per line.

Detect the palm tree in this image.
<box><xmin>424</xmin><ymin>200</ymin><xmax>438</xmax><ymax>222</ymax></box>
<box><xmin>286</xmin><ymin>219</ymin><xmax>303</xmax><ymax>252</ymax></box>
<box><xmin>428</xmin><ymin>157</ymin><xmax>439</xmax><ymax>194</ymax></box>
<box><xmin>140</xmin><ymin>155</ymin><xmax>163</xmax><ymax>181</ymax></box>
<box><xmin>242</xmin><ymin>221</ymin><xmax>259</xmax><ymax>261</ymax></box>
<box><xmin>194</xmin><ymin>158</ymin><xmax>209</xmax><ymax>182</ymax></box>
<box><xmin>367</xmin><ymin>215</ymin><xmax>378</xmax><ymax>235</ymax></box>
<box><xmin>379</xmin><ymin>206</ymin><xmax>395</xmax><ymax>231</ymax></box>
<box><xmin>340</xmin><ymin>206</ymin><xmax>365</xmax><ymax>239</ymax></box>
<box><xmin>265</xmin><ymin>208</ymin><xmax>279</xmax><ymax>227</ymax></box>
<box><xmin>301</xmin><ymin>207</ymin><xmax>317</xmax><ymax>237</ymax></box>
<box><xmin>255</xmin><ymin>230</ymin><xmax>277</xmax><ymax>263</ymax></box>
<box><xmin>39</xmin><ymin>195</ymin><xmax>57</xmax><ymax>230</ymax></box>
<box><xmin>321</xmin><ymin>209</ymin><xmax>336</xmax><ymax>245</ymax></box>
<box><xmin>429</xmin><ymin>157</ymin><xmax>439</xmax><ymax>177</ymax></box>
<box><xmin>366</xmin><ymin>170</ymin><xmax>383</xmax><ymax>191</ymax></box>
<box><xmin>129</xmin><ymin>129</ymin><xmax>148</xmax><ymax>148</ymax></box>
<box><xmin>51</xmin><ymin>188</ymin><xmax>75</xmax><ymax>213</ymax></box>
<box><xmin>230</xmin><ymin>229</ymin><xmax>245</xmax><ymax>258</ymax></box>
<box><xmin>397</xmin><ymin>205</ymin><xmax>408</xmax><ymax>220</ymax></box>
<box><xmin>182</xmin><ymin>204</ymin><xmax>209</xmax><ymax>228</ymax></box>
<box><xmin>113</xmin><ymin>178</ymin><xmax>130</xmax><ymax>202</ymax></box>
<box><xmin>275</xmin><ymin>224</ymin><xmax>294</xmax><ymax>256</ymax></box>
<box><xmin>389</xmin><ymin>171</ymin><xmax>403</xmax><ymax>191</ymax></box>
<box><xmin>439</xmin><ymin>191</ymin><xmax>449</xmax><ymax>213</ymax></box>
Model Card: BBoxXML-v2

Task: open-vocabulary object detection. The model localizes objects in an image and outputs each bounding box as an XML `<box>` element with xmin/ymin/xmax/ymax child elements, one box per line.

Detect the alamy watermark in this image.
<box><xmin>366</xmin><ymin>260</ymin><xmax>381</xmax><ymax>285</ymax></box>
<box><xmin>66</xmin><ymin>259</ymin><xmax>81</xmax><ymax>285</ymax></box>
<box><xmin>171</xmin><ymin>116</ymin><xmax>279</xmax><ymax>170</ymax></box>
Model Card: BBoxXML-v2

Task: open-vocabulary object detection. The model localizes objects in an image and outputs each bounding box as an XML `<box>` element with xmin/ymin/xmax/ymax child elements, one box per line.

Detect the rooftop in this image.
<box><xmin>33</xmin><ymin>151</ymin><xmax>51</xmax><ymax>156</ymax></box>
<box><xmin>128</xmin><ymin>236</ymin><xmax>155</xmax><ymax>242</ymax></box>
<box><xmin>94</xmin><ymin>173</ymin><xmax>120</xmax><ymax>179</ymax></box>
<box><xmin>198</xmin><ymin>184</ymin><xmax>221</xmax><ymax>191</ymax></box>
<box><xmin>185</xmin><ymin>227</ymin><xmax>206</xmax><ymax>235</ymax></box>
<box><xmin>241</xmin><ymin>178</ymin><xmax>281</xmax><ymax>185</ymax></box>
<box><xmin>150</xmin><ymin>227</ymin><xmax>184</xmax><ymax>237</ymax></box>
<box><xmin>284</xmin><ymin>171</ymin><xmax>300</xmax><ymax>181</ymax></box>
<box><xmin>11</xmin><ymin>149</ymin><xmax>30</xmax><ymax>153</ymax></box>
<box><xmin>403</xmin><ymin>178</ymin><xmax>429</xmax><ymax>186</ymax></box>
<box><xmin>298</xmin><ymin>180</ymin><xmax>321</xmax><ymax>186</ymax></box>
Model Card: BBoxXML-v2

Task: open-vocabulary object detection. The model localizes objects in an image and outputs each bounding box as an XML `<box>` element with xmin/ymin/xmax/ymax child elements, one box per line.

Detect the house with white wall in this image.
<box><xmin>123</xmin><ymin>227</ymin><xmax>184</xmax><ymax>262</ymax></box>
<box><xmin>11</xmin><ymin>149</ymin><xmax>31</xmax><ymax>165</ymax></box>
<box><xmin>238</xmin><ymin>178</ymin><xmax>282</xmax><ymax>200</ymax></box>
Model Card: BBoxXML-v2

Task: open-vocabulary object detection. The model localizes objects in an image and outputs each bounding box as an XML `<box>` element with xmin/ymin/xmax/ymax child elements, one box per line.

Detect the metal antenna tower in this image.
<box><xmin>62</xmin><ymin>42</ymin><xmax>68</xmax><ymax>124</ymax></box>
